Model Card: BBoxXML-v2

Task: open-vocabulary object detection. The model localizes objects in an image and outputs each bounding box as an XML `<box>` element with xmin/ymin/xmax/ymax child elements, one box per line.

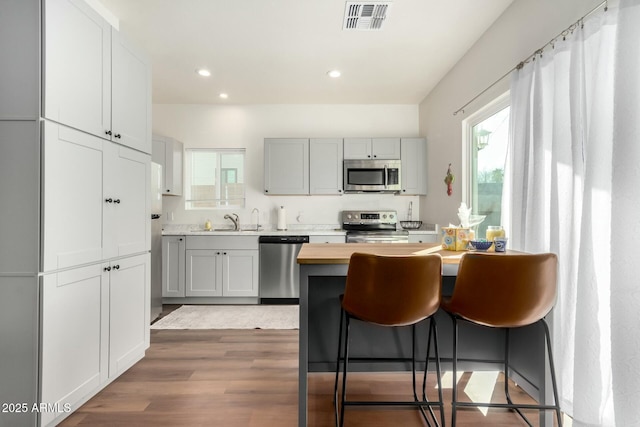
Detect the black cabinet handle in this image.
<box><xmin>114</xmin><ymin>199</ymin><xmax>121</xmax><ymax>204</ymax></box>
<box><xmin>373</xmin><ymin>155</ymin><xmax>377</xmax><ymax>158</ymax></box>
<box><xmin>113</xmin><ymin>265</ymin><xmax>120</xmax><ymax>270</ymax></box>
<box><xmin>216</xmin><ymin>252</ymin><xmax>221</xmax><ymax>255</ymax></box>
<box><xmin>105</xmin><ymin>130</ymin><xmax>112</xmax><ymax>136</ymax></box>
<box><xmin>114</xmin><ymin>134</ymin><xmax>121</xmax><ymax>139</ymax></box>
<box><xmin>367</xmin><ymin>155</ymin><xmax>371</xmax><ymax>158</ymax></box>
<box><xmin>179</xmin><ymin>238</ymin><xmax>183</xmax><ymax>241</ymax></box>
<box><xmin>105</xmin><ymin>198</ymin><xmax>113</xmax><ymax>203</ymax></box>
<box><xmin>223</xmin><ymin>252</ymin><xmax>227</xmax><ymax>255</ymax></box>
<box><xmin>166</xmin><ymin>189</ymin><xmax>171</xmax><ymax>193</ymax></box>
<box><xmin>338</xmin><ymin>189</ymin><xmax>342</xmax><ymax>193</ymax></box>
<box><xmin>265</xmin><ymin>189</ymin><xmax>269</xmax><ymax>193</ymax></box>
<box><xmin>104</xmin><ymin>266</ymin><xmax>111</xmax><ymax>272</ymax></box>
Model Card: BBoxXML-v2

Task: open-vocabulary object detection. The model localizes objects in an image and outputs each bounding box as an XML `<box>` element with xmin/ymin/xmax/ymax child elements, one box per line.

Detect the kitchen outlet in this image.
<box><xmin>297</xmin><ymin>211</ymin><xmax>304</xmax><ymax>223</ymax></box>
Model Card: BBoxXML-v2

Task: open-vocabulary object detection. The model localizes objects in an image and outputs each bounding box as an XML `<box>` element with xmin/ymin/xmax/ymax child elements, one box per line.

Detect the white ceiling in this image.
<box><xmin>100</xmin><ymin>0</ymin><xmax>513</xmax><ymax>105</ymax></box>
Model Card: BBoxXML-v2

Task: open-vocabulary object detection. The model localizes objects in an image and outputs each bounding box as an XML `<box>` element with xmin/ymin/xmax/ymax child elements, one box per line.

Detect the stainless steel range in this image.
<box><xmin>342</xmin><ymin>210</ymin><xmax>409</xmax><ymax>243</ymax></box>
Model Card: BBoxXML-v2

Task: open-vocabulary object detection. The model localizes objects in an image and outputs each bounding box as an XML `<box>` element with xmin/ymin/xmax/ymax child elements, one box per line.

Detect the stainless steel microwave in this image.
<box><xmin>343</xmin><ymin>159</ymin><xmax>401</xmax><ymax>193</ymax></box>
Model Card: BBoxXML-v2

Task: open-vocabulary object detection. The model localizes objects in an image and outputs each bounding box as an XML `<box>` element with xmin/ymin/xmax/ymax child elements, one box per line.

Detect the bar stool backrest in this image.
<box><xmin>447</xmin><ymin>253</ymin><xmax>558</xmax><ymax>328</ymax></box>
<box><xmin>342</xmin><ymin>253</ymin><xmax>442</xmax><ymax>327</ymax></box>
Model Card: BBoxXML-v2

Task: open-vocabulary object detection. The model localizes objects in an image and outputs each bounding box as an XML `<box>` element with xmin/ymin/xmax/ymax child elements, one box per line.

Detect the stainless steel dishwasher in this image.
<box><xmin>259</xmin><ymin>235</ymin><xmax>309</xmax><ymax>303</ymax></box>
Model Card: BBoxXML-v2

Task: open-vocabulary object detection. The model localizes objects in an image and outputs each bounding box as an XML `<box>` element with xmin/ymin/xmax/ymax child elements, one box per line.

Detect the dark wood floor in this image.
<box><xmin>59</xmin><ymin>307</ymin><xmax>559</xmax><ymax>427</ymax></box>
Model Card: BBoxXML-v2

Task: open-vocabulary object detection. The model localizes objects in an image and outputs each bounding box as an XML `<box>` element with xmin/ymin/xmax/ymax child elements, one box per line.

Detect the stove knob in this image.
<box><xmin>382</xmin><ymin>214</ymin><xmax>387</xmax><ymax>219</ymax></box>
<box><xmin>346</xmin><ymin>214</ymin><xmax>352</xmax><ymax>219</ymax></box>
<box><xmin>389</xmin><ymin>214</ymin><xmax>395</xmax><ymax>219</ymax></box>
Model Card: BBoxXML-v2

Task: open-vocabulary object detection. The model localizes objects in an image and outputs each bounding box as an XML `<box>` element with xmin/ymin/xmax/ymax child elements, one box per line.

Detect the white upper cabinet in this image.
<box><xmin>44</xmin><ymin>0</ymin><xmax>151</xmax><ymax>154</ymax></box>
<box><xmin>400</xmin><ymin>138</ymin><xmax>427</xmax><ymax>195</ymax></box>
<box><xmin>344</xmin><ymin>137</ymin><xmax>400</xmax><ymax>160</ymax></box>
<box><xmin>111</xmin><ymin>30</ymin><xmax>152</xmax><ymax>154</ymax></box>
<box><xmin>310</xmin><ymin>138</ymin><xmax>343</xmax><ymax>195</ymax></box>
<box><xmin>152</xmin><ymin>135</ymin><xmax>184</xmax><ymax>196</ymax></box>
<box><xmin>44</xmin><ymin>0</ymin><xmax>111</xmax><ymax>140</ymax></box>
<box><xmin>264</xmin><ymin>138</ymin><xmax>309</xmax><ymax>195</ymax></box>
<box><xmin>103</xmin><ymin>142</ymin><xmax>150</xmax><ymax>260</ymax></box>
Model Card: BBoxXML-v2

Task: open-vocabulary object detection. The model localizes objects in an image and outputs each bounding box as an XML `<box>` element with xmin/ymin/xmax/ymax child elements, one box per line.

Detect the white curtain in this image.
<box><xmin>502</xmin><ymin>0</ymin><xmax>640</xmax><ymax>425</ymax></box>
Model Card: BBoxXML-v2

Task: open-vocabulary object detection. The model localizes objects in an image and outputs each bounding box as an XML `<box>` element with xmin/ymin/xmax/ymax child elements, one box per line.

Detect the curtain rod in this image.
<box><xmin>452</xmin><ymin>0</ymin><xmax>608</xmax><ymax>116</ymax></box>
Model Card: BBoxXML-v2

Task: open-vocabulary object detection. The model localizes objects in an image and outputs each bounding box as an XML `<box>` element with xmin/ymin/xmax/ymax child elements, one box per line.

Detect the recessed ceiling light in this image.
<box><xmin>196</xmin><ymin>68</ymin><xmax>211</xmax><ymax>77</ymax></box>
<box><xmin>219</xmin><ymin>93</ymin><xmax>229</xmax><ymax>99</ymax></box>
<box><xmin>327</xmin><ymin>70</ymin><xmax>341</xmax><ymax>78</ymax></box>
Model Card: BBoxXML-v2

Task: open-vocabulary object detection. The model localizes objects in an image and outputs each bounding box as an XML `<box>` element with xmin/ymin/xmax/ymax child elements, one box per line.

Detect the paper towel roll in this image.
<box><xmin>277</xmin><ymin>206</ymin><xmax>287</xmax><ymax>230</ymax></box>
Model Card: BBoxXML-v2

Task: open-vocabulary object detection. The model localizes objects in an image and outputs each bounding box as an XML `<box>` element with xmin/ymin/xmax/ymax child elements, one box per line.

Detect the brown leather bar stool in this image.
<box><xmin>441</xmin><ymin>252</ymin><xmax>562</xmax><ymax>426</ymax></box>
<box><xmin>333</xmin><ymin>253</ymin><xmax>445</xmax><ymax>427</ymax></box>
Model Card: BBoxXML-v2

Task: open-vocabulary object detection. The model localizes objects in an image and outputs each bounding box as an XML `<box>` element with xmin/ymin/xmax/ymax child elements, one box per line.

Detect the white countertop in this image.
<box><xmin>162</xmin><ymin>223</ymin><xmax>439</xmax><ymax>236</ymax></box>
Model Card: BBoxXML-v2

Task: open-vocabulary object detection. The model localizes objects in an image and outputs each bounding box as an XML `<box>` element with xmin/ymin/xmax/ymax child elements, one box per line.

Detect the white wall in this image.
<box><xmin>153</xmin><ymin>104</ymin><xmax>421</xmax><ymax>228</ymax></box>
<box><xmin>418</xmin><ymin>0</ymin><xmax>603</xmax><ymax>226</ymax></box>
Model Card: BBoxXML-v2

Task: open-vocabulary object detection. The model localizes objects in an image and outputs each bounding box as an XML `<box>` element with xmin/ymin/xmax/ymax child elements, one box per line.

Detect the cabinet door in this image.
<box><xmin>223</xmin><ymin>250</ymin><xmax>259</xmax><ymax>297</ymax></box>
<box><xmin>109</xmin><ymin>253</ymin><xmax>150</xmax><ymax>378</ymax></box>
<box><xmin>186</xmin><ymin>250</ymin><xmax>222</xmax><ymax>296</ymax></box>
<box><xmin>343</xmin><ymin>138</ymin><xmax>372</xmax><ymax>159</ymax></box>
<box><xmin>310</xmin><ymin>138</ymin><xmax>343</xmax><ymax>195</ymax></box>
<box><xmin>400</xmin><ymin>138</ymin><xmax>427</xmax><ymax>195</ymax></box>
<box><xmin>308</xmin><ymin>235</ymin><xmax>346</xmax><ymax>244</ymax></box>
<box><xmin>42</xmin><ymin>121</ymin><xmax>104</xmax><ymax>272</ymax></box>
<box><xmin>167</xmin><ymin>138</ymin><xmax>184</xmax><ymax>195</ymax></box>
<box><xmin>153</xmin><ymin>136</ymin><xmax>184</xmax><ymax>196</ymax></box>
<box><xmin>111</xmin><ymin>29</ymin><xmax>152</xmax><ymax>154</ymax></box>
<box><xmin>103</xmin><ymin>142</ymin><xmax>150</xmax><ymax>260</ymax></box>
<box><xmin>408</xmin><ymin>234</ymin><xmax>437</xmax><ymax>243</ymax></box>
<box><xmin>372</xmin><ymin>138</ymin><xmax>401</xmax><ymax>159</ymax></box>
<box><xmin>44</xmin><ymin>0</ymin><xmax>111</xmax><ymax>139</ymax></box>
<box><xmin>41</xmin><ymin>264</ymin><xmax>107</xmax><ymax>426</ymax></box>
<box><xmin>264</xmin><ymin>138</ymin><xmax>309</xmax><ymax>194</ymax></box>
<box><xmin>162</xmin><ymin>236</ymin><xmax>185</xmax><ymax>297</ymax></box>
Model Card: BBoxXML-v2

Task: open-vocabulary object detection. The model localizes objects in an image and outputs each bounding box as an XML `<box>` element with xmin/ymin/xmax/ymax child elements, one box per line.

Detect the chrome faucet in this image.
<box><xmin>223</xmin><ymin>213</ymin><xmax>240</xmax><ymax>231</ymax></box>
<box><xmin>251</xmin><ymin>208</ymin><xmax>261</xmax><ymax>231</ymax></box>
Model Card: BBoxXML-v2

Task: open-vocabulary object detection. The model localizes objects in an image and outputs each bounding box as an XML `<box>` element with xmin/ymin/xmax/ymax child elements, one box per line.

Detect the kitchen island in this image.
<box><xmin>297</xmin><ymin>243</ymin><xmax>554</xmax><ymax>427</ymax></box>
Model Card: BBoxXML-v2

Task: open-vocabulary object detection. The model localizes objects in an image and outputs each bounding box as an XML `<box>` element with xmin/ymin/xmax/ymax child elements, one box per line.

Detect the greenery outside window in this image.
<box><xmin>462</xmin><ymin>93</ymin><xmax>510</xmax><ymax>238</ymax></box>
<box><xmin>185</xmin><ymin>148</ymin><xmax>245</xmax><ymax>209</ymax></box>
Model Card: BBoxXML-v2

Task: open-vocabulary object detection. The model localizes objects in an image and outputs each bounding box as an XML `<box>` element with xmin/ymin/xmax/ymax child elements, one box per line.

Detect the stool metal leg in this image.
<box><xmin>504</xmin><ymin>328</ymin><xmax>533</xmax><ymax>427</ymax></box>
<box><xmin>339</xmin><ymin>314</ymin><xmax>351</xmax><ymax>427</ymax></box>
<box><xmin>334</xmin><ymin>307</ymin><xmax>345</xmax><ymax>427</ymax></box>
<box><xmin>542</xmin><ymin>319</ymin><xmax>563</xmax><ymax>427</ymax></box>
<box><xmin>431</xmin><ymin>317</ymin><xmax>445</xmax><ymax>427</ymax></box>
<box><xmin>451</xmin><ymin>315</ymin><xmax>458</xmax><ymax>427</ymax></box>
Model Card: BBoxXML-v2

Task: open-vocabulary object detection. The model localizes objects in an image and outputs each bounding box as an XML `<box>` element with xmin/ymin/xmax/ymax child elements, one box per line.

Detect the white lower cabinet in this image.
<box><xmin>309</xmin><ymin>235</ymin><xmax>346</xmax><ymax>244</ymax></box>
<box><xmin>185</xmin><ymin>249</ymin><xmax>258</xmax><ymax>297</ymax></box>
<box><xmin>185</xmin><ymin>249</ymin><xmax>222</xmax><ymax>297</ymax></box>
<box><xmin>108</xmin><ymin>253</ymin><xmax>150</xmax><ymax>378</ymax></box>
<box><xmin>408</xmin><ymin>234</ymin><xmax>438</xmax><ymax>243</ymax></box>
<box><xmin>41</xmin><ymin>264</ymin><xmax>107</xmax><ymax>427</ymax></box>
<box><xmin>162</xmin><ymin>236</ymin><xmax>185</xmax><ymax>297</ymax></box>
<box><xmin>40</xmin><ymin>253</ymin><xmax>149</xmax><ymax>426</ymax></box>
<box><xmin>184</xmin><ymin>236</ymin><xmax>259</xmax><ymax>298</ymax></box>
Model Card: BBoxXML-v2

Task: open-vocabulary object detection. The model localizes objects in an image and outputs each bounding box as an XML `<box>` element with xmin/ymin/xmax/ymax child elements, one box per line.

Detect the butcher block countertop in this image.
<box><xmin>297</xmin><ymin>243</ymin><xmax>467</xmax><ymax>265</ymax></box>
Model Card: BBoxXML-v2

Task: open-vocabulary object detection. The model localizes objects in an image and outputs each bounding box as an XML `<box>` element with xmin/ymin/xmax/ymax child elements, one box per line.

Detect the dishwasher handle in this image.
<box><xmin>259</xmin><ymin>235</ymin><xmax>309</xmax><ymax>244</ymax></box>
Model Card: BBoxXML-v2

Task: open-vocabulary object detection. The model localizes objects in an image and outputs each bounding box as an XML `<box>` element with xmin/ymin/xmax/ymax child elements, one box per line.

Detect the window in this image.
<box><xmin>462</xmin><ymin>93</ymin><xmax>510</xmax><ymax>238</ymax></box>
<box><xmin>185</xmin><ymin>148</ymin><xmax>245</xmax><ymax>209</ymax></box>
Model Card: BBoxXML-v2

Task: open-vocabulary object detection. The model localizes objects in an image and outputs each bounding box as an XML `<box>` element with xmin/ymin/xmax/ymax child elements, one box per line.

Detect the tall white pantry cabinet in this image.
<box><xmin>0</xmin><ymin>1</ymin><xmax>152</xmax><ymax>426</ymax></box>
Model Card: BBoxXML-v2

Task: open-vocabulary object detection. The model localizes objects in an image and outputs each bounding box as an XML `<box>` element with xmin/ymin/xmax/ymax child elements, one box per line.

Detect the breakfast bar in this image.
<box><xmin>297</xmin><ymin>243</ymin><xmax>554</xmax><ymax>427</ymax></box>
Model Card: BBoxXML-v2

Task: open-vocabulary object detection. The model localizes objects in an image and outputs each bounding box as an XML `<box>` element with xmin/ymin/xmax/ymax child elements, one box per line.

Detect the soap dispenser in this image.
<box><xmin>204</xmin><ymin>219</ymin><xmax>212</xmax><ymax>231</ymax></box>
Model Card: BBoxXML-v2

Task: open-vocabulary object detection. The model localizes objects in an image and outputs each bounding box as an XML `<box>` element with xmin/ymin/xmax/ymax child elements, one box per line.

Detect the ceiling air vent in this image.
<box><xmin>343</xmin><ymin>2</ymin><xmax>392</xmax><ymax>31</ymax></box>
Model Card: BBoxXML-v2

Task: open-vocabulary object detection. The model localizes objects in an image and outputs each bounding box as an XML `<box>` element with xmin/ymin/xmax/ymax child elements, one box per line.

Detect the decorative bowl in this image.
<box><xmin>468</xmin><ymin>240</ymin><xmax>493</xmax><ymax>251</ymax></box>
<box><xmin>400</xmin><ymin>221</ymin><xmax>422</xmax><ymax>230</ymax></box>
